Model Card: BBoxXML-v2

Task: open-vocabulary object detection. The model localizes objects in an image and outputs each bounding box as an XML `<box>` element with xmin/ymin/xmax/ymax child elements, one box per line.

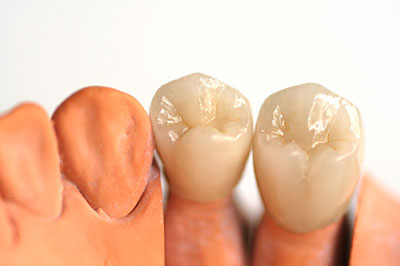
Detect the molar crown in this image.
<box><xmin>254</xmin><ymin>83</ymin><xmax>364</xmax><ymax>233</ymax></box>
<box><xmin>150</xmin><ymin>73</ymin><xmax>253</xmax><ymax>202</ymax></box>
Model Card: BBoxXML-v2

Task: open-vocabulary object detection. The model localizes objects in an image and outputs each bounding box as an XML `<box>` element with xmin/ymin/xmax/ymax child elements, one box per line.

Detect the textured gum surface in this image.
<box><xmin>350</xmin><ymin>176</ymin><xmax>400</xmax><ymax>265</ymax></box>
<box><xmin>252</xmin><ymin>213</ymin><xmax>347</xmax><ymax>266</ymax></box>
<box><xmin>165</xmin><ymin>193</ymin><xmax>246</xmax><ymax>266</ymax></box>
<box><xmin>0</xmin><ymin>89</ymin><xmax>164</xmax><ymax>265</ymax></box>
<box><xmin>0</xmin><ymin>103</ymin><xmax>62</xmax><ymax>218</ymax></box>
<box><xmin>0</xmin><ymin>165</ymin><xmax>164</xmax><ymax>266</ymax></box>
<box><xmin>53</xmin><ymin>86</ymin><xmax>154</xmax><ymax>218</ymax></box>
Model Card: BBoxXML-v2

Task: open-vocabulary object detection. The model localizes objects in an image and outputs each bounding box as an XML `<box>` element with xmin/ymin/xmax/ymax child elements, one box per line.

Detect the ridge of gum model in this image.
<box><xmin>252</xmin><ymin>83</ymin><xmax>364</xmax><ymax>266</ymax></box>
<box><xmin>0</xmin><ymin>86</ymin><xmax>164</xmax><ymax>265</ymax></box>
<box><xmin>150</xmin><ymin>73</ymin><xmax>252</xmax><ymax>265</ymax></box>
<box><xmin>350</xmin><ymin>176</ymin><xmax>400</xmax><ymax>265</ymax></box>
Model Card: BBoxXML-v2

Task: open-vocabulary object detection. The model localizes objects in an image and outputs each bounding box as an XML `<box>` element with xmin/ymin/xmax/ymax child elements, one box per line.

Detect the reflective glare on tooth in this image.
<box><xmin>150</xmin><ymin>73</ymin><xmax>252</xmax><ymax>202</ymax></box>
<box><xmin>253</xmin><ymin>83</ymin><xmax>364</xmax><ymax>233</ymax></box>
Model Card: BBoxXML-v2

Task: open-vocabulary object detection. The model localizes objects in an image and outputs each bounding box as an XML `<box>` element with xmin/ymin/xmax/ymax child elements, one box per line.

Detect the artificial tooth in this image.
<box><xmin>253</xmin><ymin>83</ymin><xmax>364</xmax><ymax>233</ymax></box>
<box><xmin>150</xmin><ymin>73</ymin><xmax>253</xmax><ymax>202</ymax></box>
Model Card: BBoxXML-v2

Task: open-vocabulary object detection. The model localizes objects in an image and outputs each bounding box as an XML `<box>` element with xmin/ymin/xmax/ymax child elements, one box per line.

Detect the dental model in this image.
<box><xmin>150</xmin><ymin>73</ymin><xmax>252</xmax><ymax>265</ymax></box>
<box><xmin>252</xmin><ymin>83</ymin><xmax>364</xmax><ymax>266</ymax></box>
<box><xmin>350</xmin><ymin>176</ymin><xmax>400</xmax><ymax>266</ymax></box>
<box><xmin>0</xmin><ymin>87</ymin><xmax>164</xmax><ymax>265</ymax></box>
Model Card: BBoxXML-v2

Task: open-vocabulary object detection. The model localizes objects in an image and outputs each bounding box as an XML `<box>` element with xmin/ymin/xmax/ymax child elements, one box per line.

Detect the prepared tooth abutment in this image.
<box><xmin>253</xmin><ymin>83</ymin><xmax>364</xmax><ymax>233</ymax></box>
<box><xmin>150</xmin><ymin>73</ymin><xmax>253</xmax><ymax>202</ymax></box>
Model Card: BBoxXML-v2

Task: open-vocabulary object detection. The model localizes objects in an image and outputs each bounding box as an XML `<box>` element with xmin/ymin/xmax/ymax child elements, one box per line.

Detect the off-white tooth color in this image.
<box><xmin>150</xmin><ymin>73</ymin><xmax>253</xmax><ymax>202</ymax></box>
<box><xmin>253</xmin><ymin>83</ymin><xmax>364</xmax><ymax>233</ymax></box>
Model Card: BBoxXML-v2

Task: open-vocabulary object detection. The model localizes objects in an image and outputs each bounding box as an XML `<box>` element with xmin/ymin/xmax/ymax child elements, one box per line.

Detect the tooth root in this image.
<box><xmin>254</xmin><ymin>83</ymin><xmax>364</xmax><ymax>233</ymax></box>
<box><xmin>150</xmin><ymin>73</ymin><xmax>253</xmax><ymax>202</ymax></box>
<box><xmin>0</xmin><ymin>103</ymin><xmax>62</xmax><ymax>218</ymax></box>
<box><xmin>52</xmin><ymin>86</ymin><xmax>154</xmax><ymax>218</ymax></box>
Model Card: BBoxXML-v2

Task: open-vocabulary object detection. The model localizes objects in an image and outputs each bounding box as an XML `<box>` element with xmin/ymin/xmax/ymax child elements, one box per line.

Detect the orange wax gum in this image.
<box><xmin>0</xmin><ymin>87</ymin><xmax>164</xmax><ymax>265</ymax></box>
<box><xmin>252</xmin><ymin>214</ymin><xmax>348</xmax><ymax>266</ymax></box>
<box><xmin>0</xmin><ymin>196</ymin><xmax>13</xmax><ymax>248</ymax></box>
<box><xmin>53</xmin><ymin>86</ymin><xmax>154</xmax><ymax>218</ymax></box>
<box><xmin>0</xmin><ymin>103</ymin><xmax>63</xmax><ymax>218</ymax></box>
<box><xmin>350</xmin><ymin>176</ymin><xmax>400</xmax><ymax>265</ymax></box>
<box><xmin>165</xmin><ymin>192</ymin><xmax>246</xmax><ymax>266</ymax></box>
<box><xmin>0</xmin><ymin>165</ymin><xmax>164</xmax><ymax>266</ymax></box>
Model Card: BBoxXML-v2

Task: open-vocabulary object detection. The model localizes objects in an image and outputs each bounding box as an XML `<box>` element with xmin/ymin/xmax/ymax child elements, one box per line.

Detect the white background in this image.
<box><xmin>1</xmin><ymin>0</ymin><xmax>399</xmax><ymax>222</ymax></box>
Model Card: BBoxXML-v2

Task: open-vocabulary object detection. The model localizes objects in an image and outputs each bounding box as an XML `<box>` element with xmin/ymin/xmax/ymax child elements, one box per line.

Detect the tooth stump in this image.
<box><xmin>0</xmin><ymin>87</ymin><xmax>164</xmax><ymax>266</ymax></box>
<box><xmin>252</xmin><ymin>83</ymin><xmax>364</xmax><ymax>266</ymax></box>
<box><xmin>150</xmin><ymin>73</ymin><xmax>252</xmax><ymax>266</ymax></box>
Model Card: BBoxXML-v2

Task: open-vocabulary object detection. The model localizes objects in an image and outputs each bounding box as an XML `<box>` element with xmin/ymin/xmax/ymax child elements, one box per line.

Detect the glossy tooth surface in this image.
<box><xmin>253</xmin><ymin>83</ymin><xmax>364</xmax><ymax>233</ymax></box>
<box><xmin>150</xmin><ymin>73</ymin><xmax>252</xmax><ymax>202</ymax></box>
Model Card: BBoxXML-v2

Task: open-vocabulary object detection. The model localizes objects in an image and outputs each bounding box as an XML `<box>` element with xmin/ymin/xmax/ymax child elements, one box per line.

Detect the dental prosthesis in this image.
<box><xmin>150</xmin><ymin>73</ymin><xmax>252</xmax><ymax>265</ymax></box>
<box><xmin>0</xmin><ymin>76</ymin><xmax>398</xmax><ymax>266</ymax></box>
<box><xmin>252</xmin><ymin>83</ymin><xmax>363</xmax><ymax>265</ymax></box>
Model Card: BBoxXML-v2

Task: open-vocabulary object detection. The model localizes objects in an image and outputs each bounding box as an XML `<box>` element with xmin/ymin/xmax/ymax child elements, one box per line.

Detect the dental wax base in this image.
<box><xmin>350</xmin><ymin>176</ymin><xmax>400</xmax><ymax>265</ymax></box>
<box><xmin>252</xmin><ymin>214</ymin><xmax>348</xmax><ymax>266</ymax></box>
<box><xmin>165</xmin><ymin>193</ymin><xmax>246</xmax><ymax>266</ymax></box>
<box><xmin>0</xmin><ymin>87</ymin><xmax>164</xmax><ymax>265</ymax></box>
<box><xmin>0</xmin><ymin>167</ymin><xmax>163</xmax><ymax>266</ymax></box>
